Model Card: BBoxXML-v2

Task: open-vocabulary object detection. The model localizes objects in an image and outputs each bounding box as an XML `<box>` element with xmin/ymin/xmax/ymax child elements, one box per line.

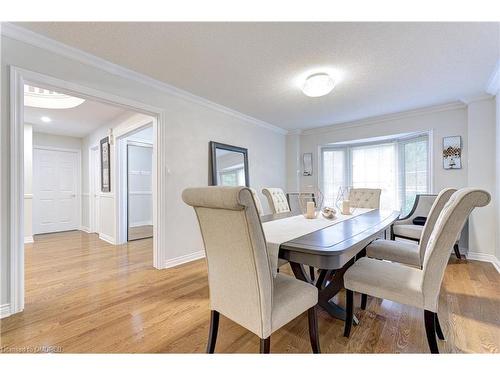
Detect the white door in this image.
<box><xmin>33</xmin><ymin>148</ymin><xmax>79</xmax><ymax>234</ymax></box>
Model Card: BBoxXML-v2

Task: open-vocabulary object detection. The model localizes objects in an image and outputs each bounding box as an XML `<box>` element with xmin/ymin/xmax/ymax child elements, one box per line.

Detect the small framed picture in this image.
<box><xmin>443</xmin><ymin>136</ymin><xmax>462</xmax><ymax>170</ymax></box>
<box><xmin>303</xmin><ymin>153</ymin><xmax>313</xmax><ymax>176</ymax></box>
<box><xmin>100</xmin><ymin>137</ymin><xmax>111</xmax><ymax>192</ymax></box>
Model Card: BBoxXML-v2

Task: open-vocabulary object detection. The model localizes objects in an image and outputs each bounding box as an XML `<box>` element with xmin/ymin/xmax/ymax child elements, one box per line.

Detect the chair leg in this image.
<box><xmin>309</xmin><ymin>266</ymin><xmax>315</xmax><ymax>281</ymax></box>
<box><xmin>453</xmin><ymin>244</ymin><xmax>461</xmax><ymax>259</ymax></box>
<box><xmin>307</xmin><ymin>306</ymin><xmax>321</xmax><ymax>353</ymax></box>
<box><xmin>344</xmin><ymin>289</ymin><xmax>354</xmax><ymax>337</ymax></box>
<box><xmin>206</xmin><ymin>310</ymin><xmax>219</xmax><ymax>353</ymax></box>
<box><xmin>424</xmin><ymin>310</ymin><xmax>439</xmax><ymax>354</ymax></box>
<box><xmin>361</xmin><ymin>293</ymin><xmax>367</xmax><ymax>310</ymax></box>
<box><xmin>260</xmin><ymin>337</ymin><xmax>270</xmax><ymax>353</ymax></box>
<box><xmin>435</xmin><ymin>313</ymin><xmax>445</xmax><ymax>341</ymax></box>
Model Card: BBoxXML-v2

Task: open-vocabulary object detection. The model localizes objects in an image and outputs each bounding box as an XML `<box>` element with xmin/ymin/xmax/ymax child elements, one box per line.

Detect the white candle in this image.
<box><xmin>306</xmin><ymin>201</ymin><xmax>315</xmax><ymax>219</ymax></box>
<box><xmin>342</xmin><ymin>200</ymin><xmax>351</xmax><ymax>215</ymax></box>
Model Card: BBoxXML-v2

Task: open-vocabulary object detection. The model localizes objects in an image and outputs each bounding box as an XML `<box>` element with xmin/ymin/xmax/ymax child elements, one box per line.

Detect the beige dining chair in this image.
<box><xmin>365</xmin><ymin>188</ymin><xmax>456</xmax><ymax>271</ymax></box>
<box><xmin>262</xmin><ymin>187</ymin><xmax>291</xmax><ymax>214</ymax></box>
<box><xmin>249</xmin><ymin>187</ymin><xmax>264</xmax><ymax>215</ymax></box>
<box><xmin>343</xmin><ymin>188</ymin><xmax>490</xmax><ymax>353</ymax></box>
<box><xmin>348</xmin><ymin>188</ymin><xmax>382</xmax><ymax>209</ymax></box>
<box><xmin>182</xmin><ymin>186</ymin><xmax>320</xmax><ymax>353</ymax></box>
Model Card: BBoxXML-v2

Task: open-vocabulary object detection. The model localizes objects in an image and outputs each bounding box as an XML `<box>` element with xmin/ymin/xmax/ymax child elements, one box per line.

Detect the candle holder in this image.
<box><xmin>335</xmin><ymin>186</ymin><xmax>357</xmax><ymax>215</ymax></box>
<box><xmin>298</xmin><ymin>188</ymin><xmax>324</xmax><ymax>219</ymax></box>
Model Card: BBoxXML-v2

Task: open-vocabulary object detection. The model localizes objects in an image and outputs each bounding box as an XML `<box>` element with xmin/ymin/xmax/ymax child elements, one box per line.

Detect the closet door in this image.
<box><xmin>127</xmin><ymin>143</ymin><xmax>153</xmax><ymax>241</ymax></box>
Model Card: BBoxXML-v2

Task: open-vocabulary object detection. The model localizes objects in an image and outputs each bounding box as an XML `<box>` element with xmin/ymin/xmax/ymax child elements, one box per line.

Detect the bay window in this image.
<box><xmin>321</xmin><ymin>133</ymin><xmax>430</xmax><ymax>215</ymax></box>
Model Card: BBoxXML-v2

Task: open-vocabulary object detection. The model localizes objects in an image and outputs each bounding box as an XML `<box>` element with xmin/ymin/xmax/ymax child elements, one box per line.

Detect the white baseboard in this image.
<box><xmin>24</xmin><ymin>236</ymin><xmax>34</xmax><ymax>244</ymax></box>
<box><xmin>0</xmin><ymin>303</ymin><xmax>12</xmax><ymax>319</ymax></box>
<box><xmin>79</xmin><ymin>226</ymin><xmax>91</xmax><ymax>233</ymax></box>
<box><xmin>99</xmin><ymin>233</ymin><xmax>116</xmax><ymax>245</ymax></box>
<box><xmin>130</xmin><ymin>221</ymin><xmax>153</xmax><ymax>227</ymax></box>
<box><xmin>467</xmin><ymin>251</ymin><xmax>500</xmax><ymax>273</ymax></box>
<box><xmin>164</xmin><ymin>250</ymin><xmax>205</xmax><ymax>269</ymax></box>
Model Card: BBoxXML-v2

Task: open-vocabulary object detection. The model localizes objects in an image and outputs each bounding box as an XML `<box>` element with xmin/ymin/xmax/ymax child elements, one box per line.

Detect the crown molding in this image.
<box><xmin>1</xmin><ymin>23</ymin><xmax>287</xmax><ymax>135</ymax></box>
<box><xmin>459</xmin><ymin>93</ymin><xmax>494</xmax><ymax>105</ymax></box>
<box><xmin>287</xmin><ymin>129</ymin><xmax>303</xmax><ymax>135</ymax></box>
<box><xmin>486</xmin><ymin>59</ymin><xmax>500</xmax><ymax>95</ymax></box>
<box><xmin>302</xmin><ymin>101</ymin><xmax>466</xmax><ymax>136</ymax></box>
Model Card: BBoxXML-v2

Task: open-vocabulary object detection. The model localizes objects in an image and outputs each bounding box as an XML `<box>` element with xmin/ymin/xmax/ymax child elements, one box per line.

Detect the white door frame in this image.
<box><xmin>89</xmin><ymin>145</ymin><xmax>100</xmax><ymax>234</ymax></box>
<box><xmin>116</xmin><ymin>122</ymin><xmax>154</xmax><ymax>244</ymax></box>
<box><xmin>32</xmin><ymin>145</ymin><xmax>82</xmax><ymax>234</ymax></box>
<box><xmin>9</xmin><ymin>66</ymin><xmax>168</xmax><ymax>315</ymax></box>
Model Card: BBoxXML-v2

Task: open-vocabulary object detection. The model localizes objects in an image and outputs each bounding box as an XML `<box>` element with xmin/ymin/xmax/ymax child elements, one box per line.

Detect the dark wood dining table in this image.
<box><xmin>261</xmin><ymin>209</ymin><xmax>400</xmax><ymax>322</ymax></box>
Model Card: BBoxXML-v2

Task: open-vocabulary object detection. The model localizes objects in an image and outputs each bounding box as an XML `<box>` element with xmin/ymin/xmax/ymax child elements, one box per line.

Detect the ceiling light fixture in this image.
<box><xmin>24</xmin><ymin>85</ymin><xmax>86</xmax><ymax>109</ymax></box>
<box><xmin>41</xmin><ymin>116</ymin><xmax>52</xmax><ymax>123</ymax></box>
<box><xmin>302</xmin><ymin>73</ymin><xmax>336</xmax><ymax>97</ymax></box>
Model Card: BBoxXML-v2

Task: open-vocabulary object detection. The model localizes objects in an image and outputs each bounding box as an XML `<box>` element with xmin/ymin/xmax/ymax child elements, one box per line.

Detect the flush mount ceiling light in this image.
<box><xmin>24</xmin><ymin>85</ymin><xmax>86</xmax><ymax>109</ymax></box>
<box><xmin>41</xmin><ymin>116</ymin><xmax>52</xmax><ymax>123</ymax></box>
<box><xmin>302</xmin><ymin>73</ymin><xmax>336</xmax><ymax>97</ymax></box>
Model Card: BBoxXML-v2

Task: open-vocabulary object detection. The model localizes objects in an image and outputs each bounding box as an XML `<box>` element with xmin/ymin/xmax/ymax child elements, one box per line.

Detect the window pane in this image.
<box><xmin>322</xmin><ymin>150</ymin><xmax>345</xmax><ymax>207</ymax></box>
<box><xmin>351</xmin><ymin>143</ymin><xmax>397</xmax><ymax>211</ymax></box>
<box><xmin>403</xmin><ymin>139</ymin><xmax>428</xmax><ymax>214</ymax></box>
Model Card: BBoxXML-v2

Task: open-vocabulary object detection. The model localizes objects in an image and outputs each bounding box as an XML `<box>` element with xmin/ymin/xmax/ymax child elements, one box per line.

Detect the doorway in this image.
<box><xmin>9</xmin><ymin>67</ymin><xmax>166</xmax><ymax>316</ymax></box>
<box><xmin>127</xmin><ymin>131</ymin><xmax>154</xmax><ymax>241</ymax></box>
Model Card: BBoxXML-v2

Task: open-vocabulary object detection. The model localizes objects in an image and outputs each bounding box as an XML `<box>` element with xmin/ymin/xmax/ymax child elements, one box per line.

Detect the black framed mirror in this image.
<box><xmin>209</xmin><ymin>141</ymin><xmax>249</xmax><ymax>187</ymax></box>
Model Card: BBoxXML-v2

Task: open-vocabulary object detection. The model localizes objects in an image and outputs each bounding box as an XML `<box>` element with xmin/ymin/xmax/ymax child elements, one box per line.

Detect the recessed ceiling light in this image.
<box><xmin>302</xmin><ymin>73</ymin><xmax>336</xmax><ymax>97</ymax></box>
<box><xmin>24</xmin><ymin>85</ymin><xmax>85</xmax><ymax>109</ymax></box>
<box><xmin>41</xmin><ymin>116</ymin><xmax>52</xmax><ymax>123</ymax></box>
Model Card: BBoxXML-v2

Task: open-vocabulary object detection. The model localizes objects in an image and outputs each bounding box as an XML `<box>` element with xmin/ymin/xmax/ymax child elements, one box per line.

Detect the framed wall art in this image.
<box><xmin>303</xmin><ymin>153</ymin><xmax>313</xmax><ymax>176</ymax></box>
<box><xmin>100</xmin><ymin>136</ymin><xmax>111</xmax><ymax>192</ymax></box>
<box><xmin>443</xmin><ymin>136</ymin><xmax>462</xmax><ymax>170</ymax></box>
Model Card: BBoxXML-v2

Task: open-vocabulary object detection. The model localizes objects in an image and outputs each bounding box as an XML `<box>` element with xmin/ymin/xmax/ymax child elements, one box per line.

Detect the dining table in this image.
<box><xmin>261</xmin><ymin>209</ymin><xmax>400</xmax><ymax>322</ymax></box>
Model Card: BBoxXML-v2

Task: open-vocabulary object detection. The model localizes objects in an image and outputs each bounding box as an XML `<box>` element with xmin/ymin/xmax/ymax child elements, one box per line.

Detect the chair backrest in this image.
<box><xmin>417</xmin><ymin>188</ymin><xmax>457</xmax><ymax>265</ymax></box>
<box><xmin>249</xmin><ymin>187</ymin><xmax>264</xmax><ymax>215</ymax></box>
<box><xmin>182</xmin><ymin>186</ymin><xmax>273</xmax><ymax>338</ymax></box>
<box><xmin>421</xmin><ymin>188</ymin><xmax>490</xmax><ymax>312</ymax></box>
<box><xmin>286</xmin><ymin>192</ymin><xmax>315</xmax><ymax>213</ymax></box>
<box><xmin>348</xmin><ymin>188</ymin><xmax>382</xmax><ymax>209</ymax></box>
<box><xmin>262</xmin><ymin>187</ymin><xmax>290</xmax><ymax>214</ymax></box>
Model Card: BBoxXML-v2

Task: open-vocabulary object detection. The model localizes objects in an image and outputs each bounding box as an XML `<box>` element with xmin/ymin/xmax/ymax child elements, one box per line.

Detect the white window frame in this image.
<box><xmin>320</xmin><ymin>131</ymin><xmax>432</xmax><ymax>212</ymax></box>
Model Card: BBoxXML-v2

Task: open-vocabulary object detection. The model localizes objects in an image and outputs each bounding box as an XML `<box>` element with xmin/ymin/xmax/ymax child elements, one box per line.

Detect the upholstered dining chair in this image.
<box><xmin>343</xmin><ymin>188</ymin><xmax>491</xmax><ymax>353</ymax></box>
<box><xmin>348</xmin><ymin>188</ymin><xmax>382</xmax><ymax>209</ymax></box>
<box><xmin>182</xmin><ymin>186</ymin><xmax>320</xmax><ymax>353</ymax></box>
<box><xmin>391</xmin><ymin>194</ymin><xmax>463</xmax><ymax>259</ymax></box>
<box><xmin>249</xmin><ymin>187</ymin><xmax>264</xmax><ymax>215</ymax></box>
<box><xmin>262</xmin><ymin>187</ymin><xmax>291</xmax><ymax>214</ymax></box>
<box><xmin>365</xmin><ymin>188</ymin><xmax>456</xmax><ymax>270</ymax></box>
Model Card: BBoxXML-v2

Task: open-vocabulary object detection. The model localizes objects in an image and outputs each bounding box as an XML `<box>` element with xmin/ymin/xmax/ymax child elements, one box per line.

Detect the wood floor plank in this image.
<box><xmin>1</xmin><ymin>231</ymin><xmax>499</xmax><ymax>353</ymax></box>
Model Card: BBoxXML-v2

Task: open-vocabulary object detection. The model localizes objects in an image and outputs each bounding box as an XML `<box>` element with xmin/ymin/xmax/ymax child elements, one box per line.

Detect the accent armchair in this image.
<box><xmin>366</xmin><ymin>188</ymin><xmax>456</xmax><ymax>268</ymax></box>
<box><xmin>391</xmin><ymin>194</ymin><xmax>462</xmax><ymax>259</ymax></box>
<box><xmin>343</xmin><ymin>188</ymin><xmax>491</xmax><ymax>353</ymax></box>
<box><xmin>182</xmin><ymin>186</ymin><xmax>320</xmax><ymax>353</ymax></box>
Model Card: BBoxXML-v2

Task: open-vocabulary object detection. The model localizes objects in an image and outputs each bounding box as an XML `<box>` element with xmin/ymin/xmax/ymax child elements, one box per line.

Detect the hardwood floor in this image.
<box><xmin>128</xmin><ymin>225</ymin><xmax>153</xmax><ymax>241</ymax></box>
<box><xmin>1</xmin><ymin>231</ymin><xmax>499</xmax><ymax>353</ymax></box>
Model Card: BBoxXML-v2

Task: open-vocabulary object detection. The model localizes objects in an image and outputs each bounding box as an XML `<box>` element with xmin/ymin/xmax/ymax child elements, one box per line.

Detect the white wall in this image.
<box><xmin>496</xmin><ymin>95</ymin><xmax>500</xmax><ymax>261</ymax></box>
<box><xmin>467</xmin><ymin>98</ymin><xmax>497</xmax><ymax>257</ymax></box>
<box><xmin>32</xmin><ymin>131</ymin><xmax>82</xmax><ymax>150</ymax></box>
<box><xmin>23</xmin><ymin>125</ymin><xmax>33</xmax><ymax>243</ymax></box>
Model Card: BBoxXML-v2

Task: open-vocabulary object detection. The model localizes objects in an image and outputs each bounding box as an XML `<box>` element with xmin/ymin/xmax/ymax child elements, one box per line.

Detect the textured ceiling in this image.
<box><xmin>24</xmin><ymin>91</ymin><xmax>135</xmax><ymax>137</ymax></box>
<box><xmin>17</xmin><ymin>22</ymin><xmax>500</xmax><ymax>131</ymax></box>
